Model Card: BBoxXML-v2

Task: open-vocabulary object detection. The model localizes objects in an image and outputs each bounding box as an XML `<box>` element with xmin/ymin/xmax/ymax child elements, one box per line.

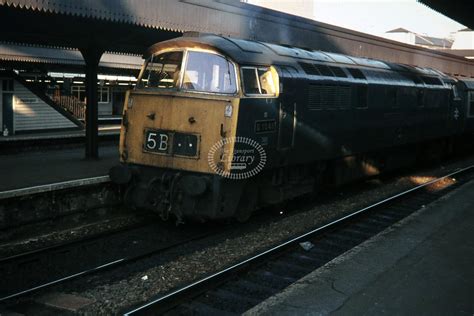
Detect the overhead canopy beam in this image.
<box><xmin>2</xmin><ymin>0</ymin><xmax>474</xmax><ymax>158</ymax></box>
<box><xmin>1</xmin><ymin>1</ymin><xmax>473</xmax><ymax>76</ymax></box>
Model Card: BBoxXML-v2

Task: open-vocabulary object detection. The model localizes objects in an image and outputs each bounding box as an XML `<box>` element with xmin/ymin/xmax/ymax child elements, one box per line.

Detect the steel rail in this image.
<box><xmin>0</xmin><ymin>224</ymin><xmax>218</xmax><ymax>302</ymax></box>
<box><xmin>123</xmin><ymin>164</ymin><xmax>474</xmax><ymax>315</ymax></box>
<box><xmin>0</xmin><ymin>218</ymin><xmax>150</xmax><ymax>265</ymax></box>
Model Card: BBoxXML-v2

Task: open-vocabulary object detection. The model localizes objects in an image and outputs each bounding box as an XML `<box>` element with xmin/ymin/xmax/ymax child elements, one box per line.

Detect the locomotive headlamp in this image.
<box><xmin>225</xmin><ymin>103</ymin><xmax>233</xmax><ymax>117</ymax></box>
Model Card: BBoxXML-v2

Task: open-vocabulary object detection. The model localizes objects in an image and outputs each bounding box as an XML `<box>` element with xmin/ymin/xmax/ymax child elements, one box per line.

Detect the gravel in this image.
<box><xmin>5</xmin><ymin>156</ymin><xmax>474</xmax><ymax>315</ymax></box>
<box><xmin>0</xmin><ymin>209</ymin><xmax>145</xmax><ymax>258</ymax></box>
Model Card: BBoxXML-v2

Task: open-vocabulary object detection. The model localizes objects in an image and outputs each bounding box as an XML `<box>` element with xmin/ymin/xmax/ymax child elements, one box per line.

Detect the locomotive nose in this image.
<box><xmin>179</xmin><ymin>175</ymin><xmax>208</xmax><ymax>196</ymax></box>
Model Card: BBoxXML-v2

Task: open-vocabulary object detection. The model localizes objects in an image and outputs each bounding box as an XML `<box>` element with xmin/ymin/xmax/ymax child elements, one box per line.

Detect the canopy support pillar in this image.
<box><xmin>80</xmin><ymin>45</ymin><xmax>104</xmax><ymax>159</ymax></box>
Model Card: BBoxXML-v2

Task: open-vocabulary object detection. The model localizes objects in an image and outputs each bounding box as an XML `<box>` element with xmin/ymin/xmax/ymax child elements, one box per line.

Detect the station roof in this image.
<box><xmin>386</xmin><ymin>28</ymin><xmax>453</xmax><ymax>49</ymax></box>
<box><xmin>415</xmin><ymin>36</ymin><xmax>452</xmax><ymax>49</ymax></box>
<box><xmin>0</xmin><ymin>0</ymin><xmax>182</xmax><ymax>54</ymax></box>
<box><xmin>419</xmin><ymin>1</ymin><xmax>474</xmax><ymax>31</ymax></box>
<box><xmin>1</xmin><ymin>0</ymin><xmax>474</xmax><ymax>77</ymax></box>
<box><xmin>0</xmin><ymin>43</ymin><xmax>143</xmax><ymax>72</ymax></box>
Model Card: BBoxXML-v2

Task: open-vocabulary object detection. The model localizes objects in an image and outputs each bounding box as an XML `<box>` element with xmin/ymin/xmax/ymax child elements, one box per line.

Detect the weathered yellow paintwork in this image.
<box><xmin>120</xmin><ymin>89</ymin><xmax>239</xmax><ymax>174</ymax></box>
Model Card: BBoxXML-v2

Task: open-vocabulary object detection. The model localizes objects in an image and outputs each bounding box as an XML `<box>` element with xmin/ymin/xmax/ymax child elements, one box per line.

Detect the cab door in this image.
<box><xmin>448</xmin><ymin>84</ymin><xmax>465</xmax><ymax>135</ymax></box>
<box><xmin>278</xmin><ymin>68</ymin><xmax>296</xmax><ymax>150</ymax></box>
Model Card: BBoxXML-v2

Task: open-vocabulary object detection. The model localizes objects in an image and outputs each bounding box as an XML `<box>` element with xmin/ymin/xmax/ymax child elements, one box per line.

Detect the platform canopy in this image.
<box><xmin>2</xmin><ymin>0</ymin><xmax>474</xmax><ymax>73</ymax></box>
<box><xmin>419</xmin><ymin>1</ymin><xmax>474</xmax><ymax>31</ymax></box>
<box><xmin>0</xmin><ymin>43</ymin><xmax>143</xmax><ymax>74</ymax></box>
<box><xmin>2</xmin><ymin>0</ymin><xmax>474</xmax><ymax>158</ymax></box>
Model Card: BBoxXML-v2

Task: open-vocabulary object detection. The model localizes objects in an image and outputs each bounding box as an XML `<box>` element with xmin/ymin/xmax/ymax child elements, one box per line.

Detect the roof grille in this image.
<box><xmin>313</xmin><ymin>64</ymin><xmax>334</xmax><ymax>76</ymax></box>
<box><xmin>328</xmin><ymin>66</ymin><xmax>347</xmax><ymax>78</ymax></box>
<box><xmin>347</xmin><ymin>68</ymin><xmax>366</xmax><ymax>79</ymax></box>
<box><xmin>421</xmin><ymin>76</ymin><xmax>443</xmax><ymax>86</ymax></box>
<box><xmin>299</xmin><ymin>62</ymin><xmax>320</xmax><ymax>75</ymax></box>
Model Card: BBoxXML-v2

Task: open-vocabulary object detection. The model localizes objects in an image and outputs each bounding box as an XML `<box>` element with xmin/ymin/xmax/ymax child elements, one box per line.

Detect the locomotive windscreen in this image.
<box><xmin>183</xmin><ymin>51</ymin><xmax>237</xmax><ymax>94</ymax></box>
<box><xmin>137</xmin><ymin>49</ymin><xmax>237</xmax><ymax>95</ymax></box>
<box><xmin>137</xmin><ymin>51</ymin><xmax>183</xmax><ymax>89</ymax></box>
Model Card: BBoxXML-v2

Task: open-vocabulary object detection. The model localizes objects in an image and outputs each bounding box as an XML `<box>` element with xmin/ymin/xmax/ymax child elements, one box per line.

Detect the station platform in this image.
<box><xmin>0</xmin><ymin>127</ymin><xmax>120</xmax><ymax>192</ymax></box>
<box><xmin>0</xmin><ymin>145</ymin><xmax>118</xmax><ymax>192</ymax></box>
<box><xmin>245</xmin><ymin>180</ymin><xmax>474</xmax><ymax>315</ymax></box>
<box><xmin>0</xmin><ymin>125</ymin><xmax>120</xmax><ymax>143</ymax></box>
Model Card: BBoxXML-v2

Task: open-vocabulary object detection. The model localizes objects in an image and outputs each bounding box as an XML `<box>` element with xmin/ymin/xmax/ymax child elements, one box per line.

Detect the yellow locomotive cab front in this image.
<box><xmin>110</xmin><ymin>38</ymin><xmax>279</xmax><ymax>222</ymax></box>
<box><xmin>120</xmin><ymin>48</ymin><xmax>240</xmax><ymax>175</ymax></box>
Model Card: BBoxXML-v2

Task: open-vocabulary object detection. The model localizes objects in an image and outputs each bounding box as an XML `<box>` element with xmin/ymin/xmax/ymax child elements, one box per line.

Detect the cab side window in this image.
<box><xmin>258</xmin><ymin>68</ymin><xmax>277</xmax><ymax>95</ymax></box>
<box><xmin>241</xmin><ymin>66</ymin><xmax>279</xmax><ymax>96</ymax></box>
<box><xmin>242</xmin><ymin>68</ymin><xmax>260</xmax><ymax>94</ymax></box>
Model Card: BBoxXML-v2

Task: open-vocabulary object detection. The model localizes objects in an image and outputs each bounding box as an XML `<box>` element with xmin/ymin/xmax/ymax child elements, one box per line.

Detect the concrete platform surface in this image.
<box><xmin>245</xmin><ymin>180</ymin><xmax>474</xmax><ymax>316</ymax></box>
<box><xmin>0</xmin><ymin>125</ymin><xmax>120</xmax><ymax>142</ymax></box>
<box><xmin>0</xmin><ymin>144</ymin><xmax>118</xmax><ymax>191</ymax></box>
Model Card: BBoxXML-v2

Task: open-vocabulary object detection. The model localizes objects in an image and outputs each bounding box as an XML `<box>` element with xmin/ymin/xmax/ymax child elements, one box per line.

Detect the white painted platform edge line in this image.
<box><xmin>0</xmin><ymin>175</ymin><xmax>110</xmax><ymax>200</ymax></box>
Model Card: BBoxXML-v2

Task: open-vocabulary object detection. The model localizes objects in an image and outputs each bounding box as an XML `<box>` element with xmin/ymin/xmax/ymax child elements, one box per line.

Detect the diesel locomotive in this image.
<box><xmin>110</xmin><ymin>33</ymin><xmax>474</xmax><ymax>223</ymax></box>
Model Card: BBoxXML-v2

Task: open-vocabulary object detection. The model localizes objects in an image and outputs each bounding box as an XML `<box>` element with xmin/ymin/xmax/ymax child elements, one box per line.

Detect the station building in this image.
<box><xmin>0</xmin><ymin>43</ymin><xmax>142</xmax><ymax>135</ymax></box>
<box><xmin>0</xmin><ymin>72</ymin><xmax>78</xmax><ymax>135</ymax></box>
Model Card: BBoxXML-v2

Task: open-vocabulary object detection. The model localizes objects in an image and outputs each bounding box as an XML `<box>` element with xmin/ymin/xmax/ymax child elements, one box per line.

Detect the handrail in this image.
<box><xmin>51</xmin><ymin>93</ymin><xmax>86</xmax><ymax>121</ymax></box>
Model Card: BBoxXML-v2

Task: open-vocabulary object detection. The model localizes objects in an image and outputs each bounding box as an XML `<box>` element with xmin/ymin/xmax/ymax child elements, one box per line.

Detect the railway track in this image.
<box><xmin>0</xmin><ymin>160</ymin><xmax>472</xmax><ymax>313</ymax></box>
<box><xmin>0</xmin><ymin>176</ymin><xmax>120</xmax><ymax>232</ymax></box>
<box><xmin>0</xmin><ymin>219</ymin><xmax>219</xmax><ymax>302</ymax></box>
<box><xmin>123</xmin><ymin>165</ymin><xmax>474</xmax><ymax>315</ymax></box>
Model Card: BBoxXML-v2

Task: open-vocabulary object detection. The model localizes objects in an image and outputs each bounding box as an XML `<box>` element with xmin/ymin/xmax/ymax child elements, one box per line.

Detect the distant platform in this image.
<box><xmin>245</xmin><ymin>179</ymin><xmax>474</xmax><ymax>316</ymax></box>
<box><xmin>0</xmin><ymin>125</ymin><xmax>120</xmax><ymax>143</ymax></box>
<box><xmin>0</xmin><ymin>143</ymin><xmax>118</xmax><ymax>192</ymax></box>
<box><xmin>0</xmin><ymin>125</ymin><xmax>121</xmax><ymax>157</ymax></box>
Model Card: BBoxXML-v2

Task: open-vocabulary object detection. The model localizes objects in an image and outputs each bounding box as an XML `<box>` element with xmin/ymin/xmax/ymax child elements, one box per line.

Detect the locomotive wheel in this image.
<box><xmin>123</xmin><ymin>184</ymin><xmax>137</xmax><ymax>210</ymax></box>
<box><xmin>124</xmin><ymin>183</ymin><xmax>150</xmax><ymax>210</ymax></box>
<box><xmin>235</xmin><ymin>184</ymin><xmax>258</xmax><ymax>223</ymax></box>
